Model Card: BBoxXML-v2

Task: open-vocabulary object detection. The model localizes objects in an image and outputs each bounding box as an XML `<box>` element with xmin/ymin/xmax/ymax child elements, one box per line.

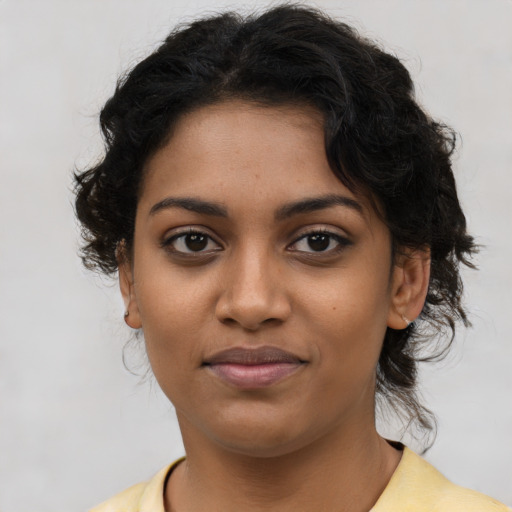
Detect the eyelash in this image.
<box><xmin>161</xmin><ymin>228</ymin><xmax>351</xmax><ymax>258</ymax></box>
<box><xmin>288</xmin><ymin>229</ymin><xmax>352</xmax><ymax>255</ymax></box>
<box><xmin>161</xmin><ymin>228</ymin><xmax>221</xmax><ymax>255</ymax></box>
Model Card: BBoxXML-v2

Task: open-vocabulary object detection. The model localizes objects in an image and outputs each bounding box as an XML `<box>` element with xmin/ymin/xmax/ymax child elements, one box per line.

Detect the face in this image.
<box><xmin>121</xmin><ymin>101</ymin><xmax>420</xmax><ymax>458</ymax></box>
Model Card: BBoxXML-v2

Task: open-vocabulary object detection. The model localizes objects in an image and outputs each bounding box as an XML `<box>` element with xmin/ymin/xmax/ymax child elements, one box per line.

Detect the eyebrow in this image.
<box><xmin>274</xmin><ymin>194</ymin><xmax>363</xmax><ymax>221</ymax></box>
<box><xmin>149</xmin><ymin>197</ymin><xmax>228</xmax><ymax>217</ymax></box>
<box><xmin>148</xmin><ymin>193</ymin><xmax>363</xmax><ymax>220</ymax></box>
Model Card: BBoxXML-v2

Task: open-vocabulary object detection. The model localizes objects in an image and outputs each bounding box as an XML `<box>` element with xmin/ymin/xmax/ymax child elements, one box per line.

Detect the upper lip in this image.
<box><xmin>203</xmin><ymin>346</ymin><xmax>305</xmax><ymax>366</ymax></box>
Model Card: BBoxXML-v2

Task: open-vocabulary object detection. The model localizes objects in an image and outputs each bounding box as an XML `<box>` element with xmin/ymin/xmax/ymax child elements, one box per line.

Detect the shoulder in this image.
<box><xmin>88</xmin><ymin>461</ymin><xmax>182</xmax><ymax>512</ymax></box>
<box><xmin>372</xmin><ymin>447</ymin><xmax>510</xmax><ymax>512</ymax></box>
<box><xmin>89</xmin><ymin>482</ymin><xmax>147</xmax><ymax>512</ymax></box>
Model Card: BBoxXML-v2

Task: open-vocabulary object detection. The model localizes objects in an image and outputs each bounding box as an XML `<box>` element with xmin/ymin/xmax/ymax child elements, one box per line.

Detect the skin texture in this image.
<box><xmin>120</xmin><ymin>101</ymin><xmax>430</xmax><ymax>512</ymax></box>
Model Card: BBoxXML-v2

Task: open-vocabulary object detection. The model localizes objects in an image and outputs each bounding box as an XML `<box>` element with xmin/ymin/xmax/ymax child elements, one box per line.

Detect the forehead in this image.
<box><xmin>140</xmin><ymin>100</ymin><xmax>373</xmax><ymax>219</ymax></box>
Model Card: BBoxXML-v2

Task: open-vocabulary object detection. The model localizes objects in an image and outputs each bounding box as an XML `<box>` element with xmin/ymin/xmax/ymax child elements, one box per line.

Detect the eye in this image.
<box><xmin>289</xmin><ymin>230</ymin><xmax>351</xmax><ymax>254</ymax></box>
<box><xmin>162</xmin><ymin>229</ymin><xmax>221</xmax><ymax>254</ymax></box>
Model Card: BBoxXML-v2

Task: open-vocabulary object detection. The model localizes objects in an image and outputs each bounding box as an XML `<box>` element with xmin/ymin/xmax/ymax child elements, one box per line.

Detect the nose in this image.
<box><xmin>214</xmin><ymin>247</ymin><xmax>292</xmax><ymax>331</ymax></box>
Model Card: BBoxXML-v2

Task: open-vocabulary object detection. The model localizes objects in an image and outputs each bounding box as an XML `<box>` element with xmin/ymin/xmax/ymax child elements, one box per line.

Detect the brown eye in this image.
<box><xmin>163</xmin><ymin>230</ymin><xmax>220</xmax><ymax>254</ymax></box>
<box><xmin>290</xmin><ymin>230</ymin><xmax>351</xmax><ymax>254</ymax></box>
<box><xmin>307</xmin><ymin>233</ymin><xmax>330</xmax><ymax>251</ymax></box>
<box><xmin>185</xmin><ymin>233</ymin><xmax>208</xmax><ymax>251</ymax></box>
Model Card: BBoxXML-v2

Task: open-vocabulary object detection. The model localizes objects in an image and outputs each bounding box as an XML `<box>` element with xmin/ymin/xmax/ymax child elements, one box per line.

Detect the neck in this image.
<box><xmin>165</xmin><ymin>418</ymin><xmax>401</xmax><ymax>512</ymax></box>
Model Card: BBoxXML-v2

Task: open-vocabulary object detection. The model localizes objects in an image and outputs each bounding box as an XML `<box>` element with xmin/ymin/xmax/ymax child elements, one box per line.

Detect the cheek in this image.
<box><xmin>134</xmin><ymin>244</ymin><xmax>211</xmax><ymax>326</ymax></box>
<box><xmin>134</xmin><ymin>271</ymin><xmax>206</xmax><ymax>372</ymax></box>
<box><xmin>299</xmin><ymin>264</ymin><xmax>391</xmax><ymax>372</ymax></box>
<box><xmin>300</xmin><ymin>265</ymin><xmax>391</xmax><ymax>333</ymax></box>
<box><xmin>133</xmin><ymin>260</ymin><xmax>229</xmax><ymax>393</ymax></box>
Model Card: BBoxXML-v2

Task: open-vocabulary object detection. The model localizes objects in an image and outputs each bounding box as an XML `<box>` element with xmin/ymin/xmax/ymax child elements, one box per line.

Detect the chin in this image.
<box><xmin>215</xmin><ymin>432</ymin><xmax>311</xmax><ymax>459</ymax></box>
<box><xmin>203</xmin><ymin>409</ymin><xmax>328</xmax><ymax>459</ymax></box>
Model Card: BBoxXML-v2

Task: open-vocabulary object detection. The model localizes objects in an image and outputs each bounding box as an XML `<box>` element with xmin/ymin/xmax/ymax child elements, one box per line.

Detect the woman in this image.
<box><xmin>75</xmin><ymin>5</ymin><xmax>509</xmax><ymax>511</ymax></box>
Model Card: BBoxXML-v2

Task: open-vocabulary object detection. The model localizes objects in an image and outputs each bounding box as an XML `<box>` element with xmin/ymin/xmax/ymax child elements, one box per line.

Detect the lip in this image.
<box><xmin>203</xmin><ymin>346</ymin><xmax>306</xmax><ymax>389</ymax></box>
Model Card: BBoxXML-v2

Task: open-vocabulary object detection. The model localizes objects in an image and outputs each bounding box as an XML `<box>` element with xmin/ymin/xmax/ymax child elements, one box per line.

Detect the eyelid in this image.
<box><xmin>290</xmin><ymin>225</ymin><xmax>351</xmax><ymax>242</ymax></box>
<box><xmin>288</xmin><ymin>227</ymin><xmax>352</xmax><ymax>254</ymax></box>
<box><xmin>160</xmin><ymin>225</ymin><xmax>351</xmax><ymax>257</ymax></box>
<box><xmin>160</xmin><ymin>226</ymin><xmax>223</xmax><ymax>253</ymax></box>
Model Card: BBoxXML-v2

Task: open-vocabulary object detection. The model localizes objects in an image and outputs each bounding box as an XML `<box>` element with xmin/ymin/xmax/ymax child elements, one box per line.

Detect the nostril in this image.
<box><xmin>218</xmin><ymin>316</ymin><xmax>284</xmax><ymax>332</ymax></box>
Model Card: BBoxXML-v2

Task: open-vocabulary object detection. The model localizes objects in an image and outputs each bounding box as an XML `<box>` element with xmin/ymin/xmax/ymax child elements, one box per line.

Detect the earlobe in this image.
<box><xmin>118</xmin><ymin>260</ymin><xmax>142</xmax><ymax>329</ymax></box>
<box><xmin>387</xmin><ymin>248</ymin><xmax>430</xmax><ymax>330</ymax></box>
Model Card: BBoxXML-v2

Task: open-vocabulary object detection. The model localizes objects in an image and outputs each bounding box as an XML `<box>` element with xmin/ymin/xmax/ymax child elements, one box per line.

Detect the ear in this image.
<box><xmin>387</xmin><ymin>248</ymin><xmax>430</xmax><ymax>330</ymax></box>
<box><xmin>118</xmin><ymin>257</ymin><xmax>142</xmax><ymax>330</ymax></box>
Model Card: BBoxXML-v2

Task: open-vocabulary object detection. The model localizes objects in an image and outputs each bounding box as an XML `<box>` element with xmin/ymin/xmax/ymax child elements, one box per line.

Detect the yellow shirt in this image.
<box><xmin>89</xmin><ymin>448</ymin><xmax>510</xmax><ymax>511</ymax></box>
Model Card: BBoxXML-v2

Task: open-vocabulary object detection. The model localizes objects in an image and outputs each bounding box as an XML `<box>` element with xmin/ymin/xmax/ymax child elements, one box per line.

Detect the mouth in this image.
<box><xmin>202</xmin><ymin>346</ymin><xmax>306</xmax><ymax>389</ymax></box>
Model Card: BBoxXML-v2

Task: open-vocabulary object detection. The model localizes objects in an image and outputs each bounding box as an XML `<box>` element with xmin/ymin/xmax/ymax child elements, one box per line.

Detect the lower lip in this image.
<box><xmin>206</xmin><ymin>362</ymin><xmax>303</xmax><ymax>389</ymax></box>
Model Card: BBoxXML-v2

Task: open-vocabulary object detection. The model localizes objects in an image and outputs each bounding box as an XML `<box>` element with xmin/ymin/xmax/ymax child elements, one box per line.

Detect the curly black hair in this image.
<box><xmin>74</xmin><ymin>4</ymin><xmax>476</xmax><ymax>443</ymax></box>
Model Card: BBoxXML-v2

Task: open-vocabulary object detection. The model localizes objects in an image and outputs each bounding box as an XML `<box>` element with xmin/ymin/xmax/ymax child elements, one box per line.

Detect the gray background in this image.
<box><xmin>1</xmin><ymin>0</ymin><xmax>511</xmax><ymax>510</ymax></box>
